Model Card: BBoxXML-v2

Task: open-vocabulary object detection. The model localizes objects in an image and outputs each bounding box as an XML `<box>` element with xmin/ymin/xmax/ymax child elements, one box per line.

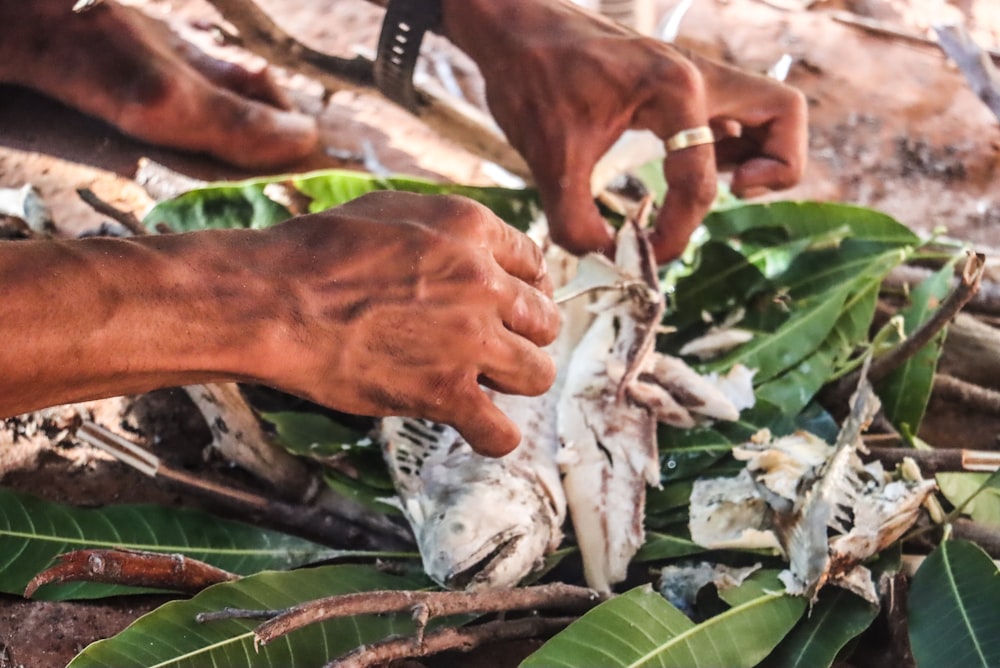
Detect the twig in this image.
<box><xmin>935</xmin><ymin>24</ymin><xmax>1000</xmax><ymax>123</ymax></box>
<box><xmin>255</xmin><ymin>583</ymin><xmax>606</xmax><ymax>645</ymax></box>
<box><xmin>202</xmin><ymin>0</ymin><xmax>529</xmax><ymax>177</ymax></box>
<box><xmin>829</xmin><ymin>10</ymin><xmax>1000</xmax><ymax>63</ymax></box>
<box><xmin>952</xmin><ymin>519</ymin><xmax>1000</xmax><ymax>559</ymax></box>
<box><xmin>75</xmin><ymin>188</ymin><xmax>147</xmax><ymax>236</ymax></box>
<box><xmin>933</xmin><ymin>373</ymin><xmax>1000</xmax><ymax>415</ymax></box>
<box><xmin>864</xmin><ymin>446</ymin><xmax>1000</xmax><ymax>474</ymax></box>
<box><xmin>77</xmin><ymin>421</ymin><xmax>414</xmax><ymax>550</ymax></box>
<box><xmin>328</xmin><ymin>616</ymin><xmax>576</xmax><ymax>668</ymax></box>
<box><xmin>883</xmin><ymin>265</ymin><xmax>1000</xmax><ymax>317</ymax></box>
<box><xmin>828</xmin><ymin>252</ymin><xmax>986</xmax><ymax>405</ymax></box>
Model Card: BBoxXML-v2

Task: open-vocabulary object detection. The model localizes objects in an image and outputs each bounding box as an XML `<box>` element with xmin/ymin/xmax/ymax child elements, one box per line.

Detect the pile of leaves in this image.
<box><xmin>2</xmin><ymin>168</ymin><xmax>1000</xmax><ymax>667</ymax></box>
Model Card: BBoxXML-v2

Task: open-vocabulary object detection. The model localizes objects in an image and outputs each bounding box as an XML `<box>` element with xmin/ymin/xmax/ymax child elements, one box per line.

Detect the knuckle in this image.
<box><xmin>671</xmin><ymin>166</ymin><xmax>718</xmax><ymax>211</ymax></box>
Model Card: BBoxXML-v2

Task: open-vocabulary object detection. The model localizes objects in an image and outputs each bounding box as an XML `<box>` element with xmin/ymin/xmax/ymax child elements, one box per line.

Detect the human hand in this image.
<box><xmin>1</xmin><ymin>0</ymin><xmax>317</xmax><ymax>168</ymax></box>
<box><xmin>262</xmin><ymin>192</ymin><xmax>560</xmax><ymax>457</ymax></box>
<box><xmin>442</xmin><ymin>0</ymin><xmax>807</xmax><ymax>263</ymax></box>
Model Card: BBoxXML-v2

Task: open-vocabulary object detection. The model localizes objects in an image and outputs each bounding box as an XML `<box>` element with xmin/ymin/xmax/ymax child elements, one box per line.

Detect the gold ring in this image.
<box><xmin>665</xmin><ymin>126</ymin><xmax>715</xmax><ymax>152</ymax></box>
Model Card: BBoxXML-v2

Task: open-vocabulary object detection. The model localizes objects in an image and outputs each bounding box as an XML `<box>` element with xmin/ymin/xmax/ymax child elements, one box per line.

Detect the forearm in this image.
<box><xmin>0</xmin><ymin>232</ymin><xmax>286</xmax><ymax>416</ymax></box>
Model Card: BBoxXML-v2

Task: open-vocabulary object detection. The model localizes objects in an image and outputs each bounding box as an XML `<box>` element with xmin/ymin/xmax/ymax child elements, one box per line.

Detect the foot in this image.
<box><xmin>0</xmin><ymin>0</ymin><xmax>318</xmax><ymax>169</ymax></box>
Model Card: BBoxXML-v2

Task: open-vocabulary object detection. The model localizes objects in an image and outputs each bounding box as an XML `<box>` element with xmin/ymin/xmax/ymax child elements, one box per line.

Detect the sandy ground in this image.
<box><xmin>1</xmin><ymin>0</ymin><xmax>1000</xmax><ymax>666</ymax></box>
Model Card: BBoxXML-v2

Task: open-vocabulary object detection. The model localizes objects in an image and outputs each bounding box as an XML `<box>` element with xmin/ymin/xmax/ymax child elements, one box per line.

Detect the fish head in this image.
<box><xmin>413</xmin><ymin>458</ymin><xmax>559</xmax><ymax>591</ymax></box>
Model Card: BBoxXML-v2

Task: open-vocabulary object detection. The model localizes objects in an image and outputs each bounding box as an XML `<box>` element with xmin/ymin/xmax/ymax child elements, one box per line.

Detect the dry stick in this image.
<box><xmin>884</xmin><ymin>265</ymin><xmax>1000</xmax><ymax>318</ymax></box>
<box><xmin>953</xmin><ymin>519</ymin><xmax>1000</xmax><ymax>559</ymax></box>
<box><xmin>77</xmin><ymin>420</ymin><xmax>413</xmax><ymax>550</ymax></box>
<box><xmin>828</xmin><ymin>253</ymin><xmax>986</xmax><ymax>406</ymax></box>
<box><xmin>933</xmin><ymin>373</ymin><xmax>1000</xmax><ymax>415</ymax></box>
<box><xmin>255</xmin><ymin>583</ymin><xmax>606</xmax><ymax>645</ymax></box>
<box><xmin>75</xmin><ymin>188</ymin><xmax>146</xmax><ymax>236</ymax></box>
<box><xmin>935</xmin><ymin>24</ymin><xmax>1000</xmax><ymax>123</ymax></box>
<box><xmin>864</xmin><ymin>446</ymin><xmax>1000</xmax><ymax>474</ymax></box>
<box><xmin>328</xmin><ymin>616</ymin><xmax>578</xmax><ymax>668</ymax></box>
<box><xmin>829</xmin><ymin>10</ymin><xmax>1000</xmax><ymax>63</ymax></box>
<box><xmin>202</xmin><ymin>0</ymin><xmax>530</xmax><ymax>178</ymax></box>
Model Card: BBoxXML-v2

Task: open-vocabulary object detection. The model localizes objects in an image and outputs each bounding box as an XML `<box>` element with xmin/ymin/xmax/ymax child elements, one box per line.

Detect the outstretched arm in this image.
<box><xmin>0</xmin><ymin>192</ymin><xmax>559</xmax><ymax>457</ymax></box>
<box><xmin>441</xmin><ymin>0</ymin><xmax>808</xmax><ymax>263</ymax></box>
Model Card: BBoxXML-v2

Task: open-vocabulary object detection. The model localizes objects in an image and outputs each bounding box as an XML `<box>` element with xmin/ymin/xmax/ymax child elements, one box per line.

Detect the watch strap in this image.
<box><xmin>374</xmin><ymin>0</ymin><xmax>443</xmax><ymax>112</ymax></box>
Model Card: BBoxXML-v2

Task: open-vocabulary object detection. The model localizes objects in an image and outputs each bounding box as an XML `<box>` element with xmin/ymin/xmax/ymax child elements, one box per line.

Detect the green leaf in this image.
<box><xmin>707</xmin><ymin>281</ymin><xmax>851</xmax><ymax>383</ymax></box>
<box><xmin>877</xmin><ymin>260</ymin><xmax>956</xmax><ymax>434</ymax></box>
<box><xmin>263</xmin><ymin>410</ymin><xmax>368</xmax><ymax>460</ymax></box>
<box><xmin>292</xmin><ymin>170</ymin><xmax>541</xmax><ymax>230</ymax></box>
<box><xmin>909</xmin><ymin>540</ymin><xmax>1000</xmax><ymax>668</ymax></box>
<box><xmin>144</xmin><ymin>169</ymin><xmax>541</xmax><ymax>234</ymax></box>
<box><xmin>703</xmin><ymin>201</ymin><xmax>919</xmax><ymax>247</ymax></box>
<box><xmin>760</xmin><ymin>589</ymin><xmax>878</xmax><ymax>668</ymax></box>
<box><xmin>144</xmin><ymin>179</ymin><xmax>292</xmax><ymax>232</ymax></box>
<box><xmin>68</xmin><ymin>564</ymin><xmax>430</xmax><ymax>667</ymax></box>
<box><xmin>0</xmin><ymin>488</ymin><xmax>346</xmax><ymax>600</ymax></box>
<box><xmin>521</xmin><ymin>583</ymin><xmax>805</xmax><ymax>668</ymax></box>
<box><xmin>634</xmin><ymin>533</ymin><xmax>705</xmax><ymax>562</ymax></box>
<box><xmin>936</xmin><ymin>471</ymin><xmax>1000</xmax><ymax>525</ymax></box>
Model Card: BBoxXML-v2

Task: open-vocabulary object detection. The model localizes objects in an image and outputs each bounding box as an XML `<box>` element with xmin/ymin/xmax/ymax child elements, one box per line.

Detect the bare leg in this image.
<box><xmin>0</xmin><ymin>0</ymin><xmax>318</xmax><ymax>169</ymax></box>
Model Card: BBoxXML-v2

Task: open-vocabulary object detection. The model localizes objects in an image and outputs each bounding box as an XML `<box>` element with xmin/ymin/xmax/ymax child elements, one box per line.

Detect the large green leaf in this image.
<box><xmin>144</xmin><ymin>169</ymin><xmax>541</xmax><ymax>234</ymax></box>
<box><xmin>909</xmin><ymin>540</ymin><xmax>1000</xmax><ymax>668</ymax></box>
<box><xmin>760</xmin><ymin>589</ymin><xmax>878</xmax><ymax>668</ymax></box>
<box><xmin>877</xmin><ymin>261</ymin><xmax>955</xmax><ymax>434</ymax></box>
<box><xmin>521</xmin><ymin>580</ymin><xmax>804</xmax><ymax>667</ymax></box>
<box><xmin>703</xmin><ymin>201</ymin><xmax>919</xmax><ymax>246</ymax></box>
<box><xmin>68</xmin><ymin>564</ymin><xmax>430</xmax><ymax>667</ymax></box>
<box><xmin>0</xmin><ymin>488</ymin><xmax>344</xmax><ymax>600</ymax></box>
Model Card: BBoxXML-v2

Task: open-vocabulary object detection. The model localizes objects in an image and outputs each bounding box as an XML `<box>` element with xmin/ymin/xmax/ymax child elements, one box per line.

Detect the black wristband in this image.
<box><xmin>374</xmin><ymin>0</ymin><xmax>443</xmax><ymax>112</ymax></box>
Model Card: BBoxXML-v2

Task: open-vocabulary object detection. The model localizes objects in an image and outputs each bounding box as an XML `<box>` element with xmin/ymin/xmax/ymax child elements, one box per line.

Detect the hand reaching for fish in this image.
<box><xmin>380</xmin><ymin>210</ymin><xmax>753</xmax><ymax>593</ymax></box>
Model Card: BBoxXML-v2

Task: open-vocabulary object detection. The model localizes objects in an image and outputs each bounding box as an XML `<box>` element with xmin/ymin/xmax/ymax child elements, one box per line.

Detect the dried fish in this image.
<box><xmin>381</xmin><ymin>215</ymin><xmax>749</xmax><ymax>593</ymax></box>
<box><xmin>690</xmin><ymin>377</ymin><xmax>937</xmax><ymax>603</ymax></box>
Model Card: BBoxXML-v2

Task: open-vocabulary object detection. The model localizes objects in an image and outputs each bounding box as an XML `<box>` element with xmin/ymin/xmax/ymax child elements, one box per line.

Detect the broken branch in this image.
<box><xmin>935</xmin><ymin>24</ymin><xmax>1000</xmax><ymax>123</ymax></box>
<box><xmin>24</xmin><ymin>549</ymin><xmax>238</xmax><ymax>598</ymax></box>
<box><xmin>328</xmin><ymin>616</ymin><xmax>576</xmax><ymax>668</ymax></box>
<box><xmin>254</xmin><ymin>583</ymin><xmax>605</xmax><ymax>645</ymax></box>
<box><xmin>932</xmin><ymin>373</ymin><xmax>1000</xmax><ymax>415</ymax></box>
<box><xmin>864</xmin><ymin>446</ymin><xmax>1000</xmax><ymax>474</ymax></box>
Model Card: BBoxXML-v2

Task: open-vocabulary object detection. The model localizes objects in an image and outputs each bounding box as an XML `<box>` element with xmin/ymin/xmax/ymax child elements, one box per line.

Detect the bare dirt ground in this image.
<box><xmin>2</xmin><ymin>0</ymin><xmax>1000</xmax><ymax>666</ymax></box>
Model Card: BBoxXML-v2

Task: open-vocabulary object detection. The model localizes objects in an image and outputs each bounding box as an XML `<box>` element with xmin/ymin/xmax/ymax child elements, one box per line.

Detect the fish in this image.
<box><xmin>379</xmin><ymin>214</ymin><xmax>749</xmax><ymax>593</ymax></box>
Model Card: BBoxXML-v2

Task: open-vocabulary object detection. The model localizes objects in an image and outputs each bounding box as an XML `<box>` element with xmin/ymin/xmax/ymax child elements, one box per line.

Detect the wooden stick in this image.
<box><xmin>935</xmin><ymin>24</ymin><xmax>1000</xmax><ymax>123</ymax></box>
<box><xmin>255</xmin><ymin>583</ymin><xmax>605</xmax><ymax>645</ymax></box>
<box><xmin>328</xmin><ymin>616</ymin><xmax>576</xmax><ymax>668</ymax></box>
<box><xmin>864</xmin><ymin>446</ymin><xmax>1000</xmax><ymax>474</ymax></box>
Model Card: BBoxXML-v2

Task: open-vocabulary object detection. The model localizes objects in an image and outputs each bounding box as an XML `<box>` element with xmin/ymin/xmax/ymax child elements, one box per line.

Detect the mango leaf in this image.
<box><xmin>657</xmin><ymin>424</ymin><xmax>733</xmax><ymax>482</ymax></box>
<box><xmin>0</xmin><ymin>488</ymin><xmax>347</xmax><ymax>600</ymax></box>
<box><xmin>663</xmin><ymin>241</ymin><xmax>768</xmax><ymax>333</ymax></box>
<box><xmin>760</xmin><ymin>589</ymin><xmax>878</xmax><ymax>668</ymax></box>
<box><xmin>521</xmin><ymin>580</ymin><xmax>804</xmax><ymax>668</ymax></box>
<box><xmin>144</xmin><ymin>169</ymin><xmax>540</xmax><ymax>234</ymax></box>
<box><xmin>144</xmin><ymin>180</ymin><xmax>292</xmax><ymax>232</ymax></box>
<box><xmin>909</xmin><ymin>540</ymin><xmax>1000</xmax><ymax>668</ymax></box>
<box><xmin>68</xmin><ymin>564</ymin><xmax>431</xmax><ymax>668</ymax></box>
<box><xmin>877</xmin><ymin>260</ymin><xmax>956</xmax><ymax>434</ymax></box>
<box><xmin>293</xmin><ymin>170</ymin><xmax>541</xmax><ymax>231</ymax></box>
<box><xmin>755</xmin><ymin>274</ymin><xmax>880</xmax><ymax>415</ymax></box>
<box><xmin>703</xmin><ymin>201</ymin><xmax>919</xmax><ymax>247</ymax></box>
<box><xmin>634</xmin><ymin>533</ymin><xmax>705</xmax><ymax>562</ymax></box>
<box><xmin>263</xmin><ymin>410</ymin><xmax>369</xmax><ymax>461</ymax></box>
<box><xmin>706</xmin><ymin>281</ymin><xmax>851</xmax><ymax>383</ymax></box>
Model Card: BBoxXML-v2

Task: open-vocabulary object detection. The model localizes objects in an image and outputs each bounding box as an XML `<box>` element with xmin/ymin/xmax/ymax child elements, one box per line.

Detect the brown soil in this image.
<box><xmin>2</xmin><ymin>0</ymin><xmax>1000</xmax><ymax>666</ymax></box>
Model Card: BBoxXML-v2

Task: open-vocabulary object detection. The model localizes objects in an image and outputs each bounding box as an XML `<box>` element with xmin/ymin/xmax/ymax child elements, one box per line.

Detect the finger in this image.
<box><xmin>648</xmin><ymin>144</ymin><xmax>717</xmax><ymax>263</ymax></box>
<box><xmin>482</xmin><ymin>213</ymin><xmax>556</xmax><ymax>294</ymax></box>
<box><xmin>448</xmin><ymin>390</ymin><xmax>523</xmax><ymax>458</ymax></box>
<box><xmin>496</xmin><ymin>275</ymin><xmax>560</xmax><ymax>347</ymax></box>
<box><xmin>478</xmin><ymin>329</ymin><xmax>558</xmax><ymax>397</ymax></box>
<box><xmin>538</xmin><ymin>172</ymin><xmax>617</xmax><ymax>259</ymax></box>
